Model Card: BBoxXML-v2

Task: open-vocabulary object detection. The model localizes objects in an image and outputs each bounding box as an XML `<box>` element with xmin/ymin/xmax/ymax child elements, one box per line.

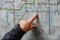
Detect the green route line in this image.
<box><xmin>17</xmin><ymin>0</ymin><xmax>35</xmax><ymax>23</ymax></box>
<box><xmin>0</xmin><ymin>0</ymin><xmax>35</xmax><ymax>11</ymax></box>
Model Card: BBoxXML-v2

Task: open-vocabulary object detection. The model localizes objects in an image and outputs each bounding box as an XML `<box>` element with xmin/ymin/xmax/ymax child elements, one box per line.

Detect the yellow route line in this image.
<box><xmin>0</xmin><ymin>0</ymin><xmax>35</xmax><ymax>11</ymax></box>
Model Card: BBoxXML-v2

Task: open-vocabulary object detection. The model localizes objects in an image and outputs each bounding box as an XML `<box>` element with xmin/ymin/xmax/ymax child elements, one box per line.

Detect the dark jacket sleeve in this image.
<box><xmin>2</xmin><ymin>24</ymin><xmax>26</xmax><ymax>40</ymax></box>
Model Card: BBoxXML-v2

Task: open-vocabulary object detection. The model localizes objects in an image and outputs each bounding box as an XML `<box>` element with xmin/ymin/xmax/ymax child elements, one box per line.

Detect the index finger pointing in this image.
<box><xmin>28</xmin><ymin>13</ymin><xmax>38</xmax><ymax>25</ymax></box>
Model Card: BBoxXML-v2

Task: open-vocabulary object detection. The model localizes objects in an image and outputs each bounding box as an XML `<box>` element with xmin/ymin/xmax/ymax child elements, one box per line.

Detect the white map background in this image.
<box><xmin>0</xmin><ymin>0</ymin><xmax>60</xmax><ymax>40</ymax></box>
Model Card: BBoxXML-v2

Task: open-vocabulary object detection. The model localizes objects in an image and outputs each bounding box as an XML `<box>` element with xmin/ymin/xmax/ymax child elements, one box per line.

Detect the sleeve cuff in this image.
<box><xmin>13</xmin><ymin>24</ymin><xmax>26</xmax><ymax>34</ymax></box>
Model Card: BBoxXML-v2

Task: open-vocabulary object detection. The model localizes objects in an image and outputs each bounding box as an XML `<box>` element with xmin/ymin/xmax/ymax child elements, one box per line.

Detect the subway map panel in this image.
<box><xmin>0</xmin><ymin>0</ymin><xmax>60</xmax><ymax>40</ymax></box>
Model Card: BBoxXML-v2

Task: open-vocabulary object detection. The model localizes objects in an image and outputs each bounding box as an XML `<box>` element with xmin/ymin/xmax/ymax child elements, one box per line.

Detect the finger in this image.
<box><xmin>30</xmin><ymin>25</ymin><xmax>37</xmax><ymax>29</ymax></box>
<box><xmin>28</xmin><ymin>13</ymin><xmax>38</xmax><ymax>25</ymax></box>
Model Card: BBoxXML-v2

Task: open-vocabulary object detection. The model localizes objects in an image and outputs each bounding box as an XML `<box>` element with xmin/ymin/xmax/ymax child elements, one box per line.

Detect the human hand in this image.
<box><xmin>19</xmin><ymin>14</ymin><xmax>38</xmax><ymax>32</ymax></box>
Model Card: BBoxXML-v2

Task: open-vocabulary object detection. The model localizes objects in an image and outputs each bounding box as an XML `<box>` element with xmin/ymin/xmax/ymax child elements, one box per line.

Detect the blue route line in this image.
<box><xmin>6</xmin><ymin>1</ymin><xmax>8</xmax><ymax>24</ymax></box>
<box><xmin>48</xmin><ymin>0</ymin><xmax>51</xmax><ymax>34</ymax></box>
